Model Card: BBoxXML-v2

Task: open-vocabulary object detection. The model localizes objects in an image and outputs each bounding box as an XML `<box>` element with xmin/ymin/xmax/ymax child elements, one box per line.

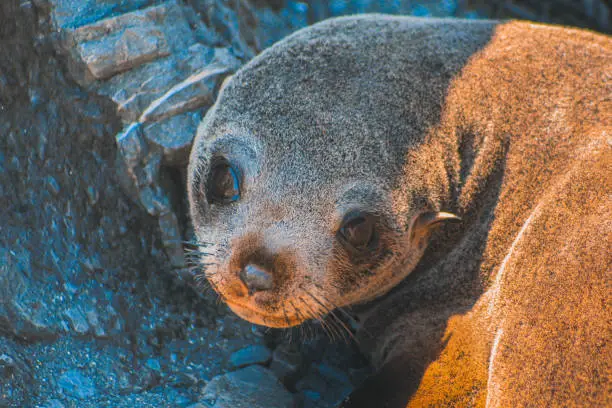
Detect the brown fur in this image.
<box><xmin>187</xmin><ymin>16</ymin><xmax>611</xmax><ymax>406</ymax></box>
<box><xmin>353</xmin><ymin>21</ymin><xmax>611</xmax><ymax>407</ymax></box>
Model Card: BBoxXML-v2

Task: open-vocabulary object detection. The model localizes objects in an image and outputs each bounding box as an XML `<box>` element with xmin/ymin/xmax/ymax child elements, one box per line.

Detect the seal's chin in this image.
<box><xmin>225</xmin><ymin>300</ymin><xmax>304</xmax><ymax>328</ymax></box>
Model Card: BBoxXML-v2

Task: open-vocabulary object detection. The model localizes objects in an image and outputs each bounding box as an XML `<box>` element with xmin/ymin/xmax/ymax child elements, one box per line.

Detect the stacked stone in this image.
<box><xmin>46</xmin><ymin>0</ymin><xmax>243</xmax><ymax>267</ymax></box>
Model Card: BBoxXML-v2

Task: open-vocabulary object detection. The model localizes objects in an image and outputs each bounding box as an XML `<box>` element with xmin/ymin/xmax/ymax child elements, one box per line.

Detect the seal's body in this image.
<box><xmin>188</xmin><ymin>16</ymin><xmax>611</xmax><ymax>407</ymax></box>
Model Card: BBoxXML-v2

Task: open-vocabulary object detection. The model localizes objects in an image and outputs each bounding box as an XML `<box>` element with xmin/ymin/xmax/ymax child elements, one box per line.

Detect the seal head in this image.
<box><xmin>187</xmin><ymin>16</ymin><xmax>486</xmax><ymax>328</ymax></box>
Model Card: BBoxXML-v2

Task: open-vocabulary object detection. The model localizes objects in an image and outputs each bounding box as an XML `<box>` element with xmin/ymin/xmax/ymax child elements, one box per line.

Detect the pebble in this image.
<box><xmin>57</xmin><ymin>369</ymin><xmax>96</xmax><ymax>400</ymax></box>
<box><xmin>63</xmin><ymin>307</ymin><xmax>90</xmax><ymax>335</ymax></box>
<box><xmin>146</xmin><ymin>357</ymin><xmax>162</xmax><ymax>372</ymax></box>
<box><xmin>0</xmin><ymin>354</ymin><xmax>15</xmax><ymax>379</ymax></box>
<box><xmin>269</xmin><ymin>343</ymin><xmax>304</xmax><ymax>385</ymax></box>
<box><xmin>229</xmin><ymin>345</ymin><xmax>272</xmax><ymax>369</ymax></box>
<box><xmin>199</xmin><ymin>365</ymin><xmax>294</xmax><ymax>408</ymax></box>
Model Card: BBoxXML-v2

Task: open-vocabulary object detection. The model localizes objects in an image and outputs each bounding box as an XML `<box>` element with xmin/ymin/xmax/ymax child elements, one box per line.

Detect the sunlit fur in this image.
<box><xmin>188</xmin><ymin>15</ymin><xmax>610</xmax><ymax>407</ymax></box>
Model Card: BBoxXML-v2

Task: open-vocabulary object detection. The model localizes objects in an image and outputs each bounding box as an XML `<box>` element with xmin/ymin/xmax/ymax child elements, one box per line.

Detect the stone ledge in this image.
<box><xmin>56</xmin><ymin>1</ymin><xmax>196</xmax><ymax>84</ymax></box>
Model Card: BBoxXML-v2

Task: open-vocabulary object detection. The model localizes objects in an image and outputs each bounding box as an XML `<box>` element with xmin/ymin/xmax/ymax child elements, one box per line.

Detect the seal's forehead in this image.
<box><xmin>201</xmin><ymin>15</ymin><xmax>497</xmax><ymax>185</ymax></box>
<box><xmin>207</xmin><ymin>23</ymin><xmax>428</xmax><ymax>179</ymax></box>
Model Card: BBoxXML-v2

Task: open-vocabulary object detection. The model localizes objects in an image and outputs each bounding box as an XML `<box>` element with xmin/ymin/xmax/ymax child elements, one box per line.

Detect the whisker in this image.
<box><xmin>290</xmin><ymin>300</ymin><xmax>314</xmax><ymax>343</ymax></box>
<box><xmin>320</xmin><ymin>299</ymin><xmax>357</xmax><ymax>344</ymax></box>
<box><xmin>302</xmin><ymin>288</ymin><xmax>341</xmax><ymax>341</ymax></box>
<box><xmin>303</xmin><ymin>289</ymin><xmax>357</xmax><ymax>345</ymax></box>
<box><xmin>311</xmin><ymin>282</ymin><xmax>360</xmax><ymax>330</ymax></box>
<box><xmin>299</xmin><ymin>296</ymin><xmax>334</xmax><ymax>342</ymax></box>
<box><xmin>301</xmin><ymin>289</ymin><xmax>343</xmax><ymax>342</ymax></box>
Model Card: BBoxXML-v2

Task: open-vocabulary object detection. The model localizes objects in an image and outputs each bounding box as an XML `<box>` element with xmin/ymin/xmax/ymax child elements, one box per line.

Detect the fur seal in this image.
<box><xmin>188</xmin><ymin>15</ymin><xmax>611</xmax><ymax>407</ymax></box>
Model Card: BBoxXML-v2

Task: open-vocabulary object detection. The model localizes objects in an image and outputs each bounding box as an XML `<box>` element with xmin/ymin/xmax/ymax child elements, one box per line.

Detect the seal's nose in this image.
<box><xmin>240</xmin><ymin>264</ymin><xmax>274</xmax><ymax>294</ymax></box>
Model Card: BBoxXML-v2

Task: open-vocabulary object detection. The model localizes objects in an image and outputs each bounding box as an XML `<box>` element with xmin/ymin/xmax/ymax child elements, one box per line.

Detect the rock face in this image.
<box><xmin>199</xmin><ymin>365</ymin><xmax>295</xmax><ymax>408</ymax></box>
<box><xmin>45</xmin><ymin>0</ymin><xmax>245</xmax><ymax>269</ymax></box>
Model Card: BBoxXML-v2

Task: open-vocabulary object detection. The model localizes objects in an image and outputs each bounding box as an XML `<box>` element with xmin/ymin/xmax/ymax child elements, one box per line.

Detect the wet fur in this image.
<box><xmin>188</xmin><ymin>16</ymin><xmax>611</xmax><ymax>407</ymax></box>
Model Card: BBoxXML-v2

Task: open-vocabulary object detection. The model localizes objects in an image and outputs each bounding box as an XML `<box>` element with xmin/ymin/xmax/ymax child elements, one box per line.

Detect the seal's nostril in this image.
<box><xmin>240</xmin><ymin>264</ymin><xmax>274</xmax><ymax>293</ymax></box>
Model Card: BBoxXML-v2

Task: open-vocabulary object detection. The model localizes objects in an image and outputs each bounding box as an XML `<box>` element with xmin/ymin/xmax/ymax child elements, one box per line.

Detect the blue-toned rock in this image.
<box><xmin>199</xmin><ymin>365</ymin><xmax>293</xmax><ymax>408</ymax></box>
<box><xmin>229</xmin><ymin>345</ymin><xmax>272</xmax><ymax>369</ymax></box>
<box><xmin>58</xmin><ymin>369</ymin><xmax>97</xmax><ymax>400</ymax></box>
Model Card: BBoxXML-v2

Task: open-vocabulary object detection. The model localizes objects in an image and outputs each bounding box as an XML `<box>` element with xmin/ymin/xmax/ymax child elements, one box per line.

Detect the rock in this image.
<box><xmin>58</xmin><ymin>369</ymin><xmax>96</xmax><ymax>400</ymax></box>
<box><xmin>157</xmin><ymin>211</ymin><xmax>185</xmax><ymax>267</ymax></box>
<box><xmin>137</xmin><ymin>46</ymin><xmax>239</xmax><ymax>124</ymax></box>
<box><xmin>296</xmin><ymin>363</ymin><xmax>353</xmax><ymax>407</ymax></box>
<box><xmin>146</xmin><ymin>357</ymin><xmax>161</xmax><ymax>372</ymax></box>
<box><xmin>46</xmin><ymin>176</ymin><xmax>61</xmax><ymax>196</ymax></box>
<box><xmin>61</xmin><ymin>1</ymin><xmax>196</xmax><ymax>84</ymax></box>
<box><xmin>138</xmin><ymin>185</ymin><xmax>171</xmax><ymax>216</ymax></box>
<box><xmin>143</xmin><ymin>110</ymin><xmax>201</xmax><ymax>166</ymax></box>
<box><xmin>229</xmin><ymin>345</ymin><xmax>272</xmax><ymax>369</ymax></box>
<box><xmin>85</xmin><ymin>309</ymin><xmax>107</xmax><ymax>337</ymax></box>
<box><xmin>48</xmin><ymin>0</ymin><xmax>152</xmax><ymax>30</ymax></box>
<box><xmin>140</xmin><ymin>151</ymin><xmax>162</xmax><ymax>187</ymax></box>
<box><xmin>255</xmin><ymin>1</ymin><xmax>309</xmax><ymax>48</ymax></box>
<box><xmin>86</xmin><ymin>185</ymin><xmax>99</xmax><ymax>205</ymax></box>
<box><xmin>38</xmin><ymin>399</ymin><xmax>66</xmax><ymax>408</ymax></box>
<box><xmin>0</xmin><ymin>340</ymin><xmax>34</xmax><ymax>407</ymax></box>
<box><xmin>0</xmin><ymin>354</ymin><xmax>16</xmax><ymax>379</ymax></box>
<box><xmin>63</xmin><ymin>307</ymin><xmax>90</xmax><ymax>334</ymax></box>
<box><xmin>316</xmin><ymin>363</ymin><xmax>351</xmax><ymax>385</ymax></box>
<box><xmin>99</xmin><ymin>43</ymin><xmax>227</xmax><ymax>123</ymax></box>
<box><xmin>329</xmin><ymin>0</ymin><xmax>351</xmax><ymax>16</ymax></box>
<box><xmin>199</xmin><ymin>365</ymin><xmax>294</xmax><ymax>408</ymax></box>
<box><xmin>9</xmin><ymin>299</ymin><xmax>58</xmax><ymax>341</ymax></box>
<box><xmin>75</xmin><ymin>24</ymin><xmax>170</xmax><ymax>80</ymax></box>
<box><xmin>186</xmin><ymin>403</ymin><xmax>208</xmax><ymax>408</ymax></box>
<box><xmin>169</xmin><ymin>372</ymin><xmax>199</xmax><ymax>388</ymax></box>
<box><xmin>269</xmin><ymin>343</ymin><xmax>304</xmax><ymax>386</ymax></box>
<box><xmin>299</xmin><ymin>389</ymin><xmax>326</xmax><ymax>408</ymax></box>
<box><xmin>116</xmin><ymin>123</ymin><xmax>148</xmax><ymax>169</ymax></box>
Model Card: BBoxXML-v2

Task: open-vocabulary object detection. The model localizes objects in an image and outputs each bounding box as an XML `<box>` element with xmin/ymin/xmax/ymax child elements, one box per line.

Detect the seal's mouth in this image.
<box><xmin>225</xmin><ymin>299</ymin><xmax>304</xmax><ymax>328</ymax></box>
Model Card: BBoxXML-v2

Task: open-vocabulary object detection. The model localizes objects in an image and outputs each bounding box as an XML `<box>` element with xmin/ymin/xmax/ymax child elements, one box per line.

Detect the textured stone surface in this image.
<box><xmin>296</xmin><ymin>363</ymin><xmax>353</xmax><ymax>408</ymax></box>
<box><xmin>63</xmin><ymin>307</ymin><xmax>90</xmax><ymax>335</ymax></box>
<box><xmin>0</xmin><ymin>340</ymin><xmax>34</xmax><ymax>407</ymax></box>
<box><xmin>76</xmin><ymin>24</ymin><xmax>169</xmax><ymax>80</ymax></box>
<box><xmin>199</xmin><ymin>365</ymin><xmax>294</xmax><ymax>408</ymax></box>
<box><xmin>270</xmin><ymin>343</ymin><xmax>305</xmax><ymax>386</ymax></box>
<box><xmin>136</xmin><ymin>47</ymin><xmax>237</xmax><ymax>124</ymax></box>
<box><xmin>158</xmin><ymin>211</ymin><xmax>185</xmax><ymax>267</ymax></box>
<box><xmin>47</xmin><ymin>0</ymin><xmax>152</xmax><ymax>29</ymax></box>
<box><xmin>144</xmin><ymin>110</ymin><xmax>202</xmax><ymax>166</ymax></box>
<box><xmin>229</xmin><ymin>345</ymin><xmax>272</xmax><ymax>369</ymax></box>
<box><xmin>57</xmin><ymin>369</ymin><xmax>97</xmax><ymax>399</ymax></box>
<box><xmin>58</xmin><ymin>1</ymin><xmax>196</xmax><ymax>84</ymax></box>
<box><xmin>38</xmin><ymin>399</ymin><xmax>67</xmax><ymax>408</ymax></box>
<box><xmin>58</xmin><ymin>3</ymin><xmax>242</xmax><ymax>271</ymax></box>
<box><xmin>98</xmin><ymin>44</ymin><xmax>216</xmax><ymax>123</ymax></box>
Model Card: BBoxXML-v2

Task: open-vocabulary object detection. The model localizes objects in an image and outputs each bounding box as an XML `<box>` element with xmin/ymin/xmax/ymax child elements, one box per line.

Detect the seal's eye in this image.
<box><xmin>207</xmin><ymin>159</ymin><xmax>240</xmax><ymax>204</ymax></box>
<box><xmin>338</xmin><ymin>212</ymin><xmax>375</xmax><ymax>250</ymax></box>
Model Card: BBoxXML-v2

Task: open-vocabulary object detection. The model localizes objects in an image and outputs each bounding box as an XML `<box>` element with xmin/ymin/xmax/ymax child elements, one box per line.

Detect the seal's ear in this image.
<box><xmin>409</xmin><ymin>211</ymin><xmax>461</xmax><ymax>245</ymax></box>
<box><xmin>415</xmin><ymin>211</ymin><xmax>461</xmax><ymax>229</ymax></box>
